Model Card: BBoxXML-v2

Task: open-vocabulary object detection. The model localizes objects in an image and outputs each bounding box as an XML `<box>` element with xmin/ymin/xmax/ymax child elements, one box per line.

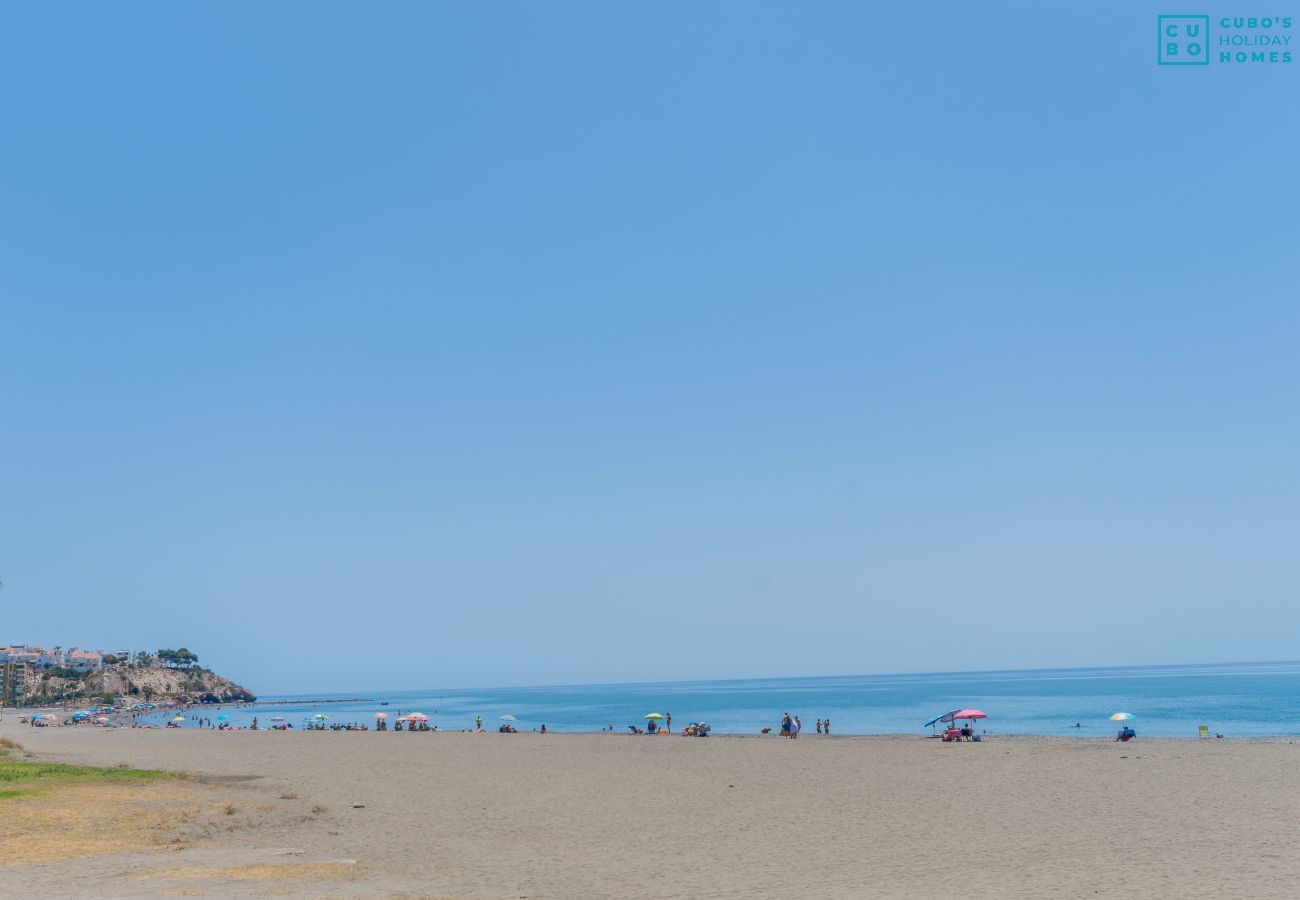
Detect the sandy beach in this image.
<box><xmin>3</xmin><ymin>716</ymin><xmax>1298</xmax><ymax>898</ymax></box>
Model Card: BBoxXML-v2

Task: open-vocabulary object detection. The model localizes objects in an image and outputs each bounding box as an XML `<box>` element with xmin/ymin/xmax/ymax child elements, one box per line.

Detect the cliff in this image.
<box><xmin>26</xmin><ymin>666</ymin><xmax>256</xmax><ymax>705</ymax></box>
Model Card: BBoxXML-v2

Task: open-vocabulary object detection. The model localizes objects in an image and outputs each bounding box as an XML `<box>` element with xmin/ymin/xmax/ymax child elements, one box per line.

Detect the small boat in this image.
<box><xmin>380</xmin><ymin>701</ymin><xmax>389</xmax><ymax>706</ymax></box>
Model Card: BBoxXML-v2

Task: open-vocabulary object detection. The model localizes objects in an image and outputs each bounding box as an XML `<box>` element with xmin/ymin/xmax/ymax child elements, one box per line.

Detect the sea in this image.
<box><xmin>138</xmin><ymin>661</ymin><xmax>1300</xmax><ymax>738</ymax></box>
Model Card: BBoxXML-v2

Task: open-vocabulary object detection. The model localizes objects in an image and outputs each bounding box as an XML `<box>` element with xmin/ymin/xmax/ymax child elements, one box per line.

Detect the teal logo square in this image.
<box><xmin>1159</xmin><ymin>15</ymin><xmax>1210</xmax><ymax>64</ymax></box>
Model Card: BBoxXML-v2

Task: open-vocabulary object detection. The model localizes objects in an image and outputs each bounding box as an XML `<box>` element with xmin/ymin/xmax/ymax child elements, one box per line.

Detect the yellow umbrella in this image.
<box><xmin>643</xmin><ymin>713</ymin><xmax>664</xmax><ymax>720</ymax></box>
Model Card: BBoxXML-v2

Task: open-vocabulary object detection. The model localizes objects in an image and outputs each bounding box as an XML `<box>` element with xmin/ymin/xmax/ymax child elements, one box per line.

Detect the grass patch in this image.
<box><xmin>0</xmin><ymin>789</ymin><xmax>35</xmax><ymax>800</ymax></box>
<box><xmin>146</xmin><ymin>863</ymin><xmax>362</xmax><ymax>882</ymax></box>
<box><xmin>0</xmin><ymin>759</ymin><xmax>176</xmax><ymax>790</ymax></box>
<box><xmin>0</xmin><ymin>737</ymin><xmax>22</xmax><ymax>752</ymax></box>
<box><xmin>0</xmin><ymin>779</ymin><xmax>204</xmax><ymax>865</ymax></box>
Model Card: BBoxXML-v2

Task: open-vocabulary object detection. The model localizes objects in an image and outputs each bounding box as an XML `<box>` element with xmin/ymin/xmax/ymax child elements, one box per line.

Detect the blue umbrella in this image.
<box><xmin>924</xmin><ymin>710</ymin><xmax>960</xmax><ymax>728</ymax></box>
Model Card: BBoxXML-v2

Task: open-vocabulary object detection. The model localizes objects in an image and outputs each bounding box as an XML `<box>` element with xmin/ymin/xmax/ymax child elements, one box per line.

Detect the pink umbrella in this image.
<box><xmin>951</xmin><ymin>709</ymin><xmax>987</xmax><ymax>720</ymax></box>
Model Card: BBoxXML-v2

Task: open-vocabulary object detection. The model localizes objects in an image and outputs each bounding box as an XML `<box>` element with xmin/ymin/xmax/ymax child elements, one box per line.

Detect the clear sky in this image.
<box><xmin>1</xmin><ymin>3</ymin><xmax>1297</xmax><ymax>694</ymax></box>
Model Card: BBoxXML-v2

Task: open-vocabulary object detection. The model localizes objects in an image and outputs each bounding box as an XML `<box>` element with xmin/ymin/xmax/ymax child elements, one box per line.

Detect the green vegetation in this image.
<box><xmin>0</xmin><ymin>741</ymin><xmax>176</xmax><ymax>801</ymax></box>
<box><xmin>0</xmin><ymin>760</ymin><xmax>173</xmax><ymax>784</ymax></box>
<box><xmin>157</xmin><ymin>648</ymin><xmax>200</xmax><ymax>669</ymax></box>
<box><xmin>42</xmin><ymin>666</ymin><xmax>92</xmax><ymax>681</ymax></box>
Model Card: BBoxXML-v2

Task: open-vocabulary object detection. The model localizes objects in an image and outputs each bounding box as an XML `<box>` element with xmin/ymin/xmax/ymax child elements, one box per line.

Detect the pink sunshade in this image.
<box><xmin>951</xmin><ymin>709</ymin><xmax>987</xmax><ymax>720</ymax></box>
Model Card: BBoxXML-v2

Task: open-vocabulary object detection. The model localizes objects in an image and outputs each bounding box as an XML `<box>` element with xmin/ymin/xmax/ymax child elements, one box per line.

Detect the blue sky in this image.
<box><xmin>1</xmin><ymin>3</ymin><xmax>1297</xmax><ymax>693</ymax></box>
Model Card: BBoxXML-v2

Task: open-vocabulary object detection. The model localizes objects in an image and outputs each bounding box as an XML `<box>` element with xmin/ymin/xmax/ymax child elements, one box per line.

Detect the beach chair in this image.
<box><xmin>1199</xmin><ymin>725</ymin><xmax>1210</xmax><ymax>739</ymax></box>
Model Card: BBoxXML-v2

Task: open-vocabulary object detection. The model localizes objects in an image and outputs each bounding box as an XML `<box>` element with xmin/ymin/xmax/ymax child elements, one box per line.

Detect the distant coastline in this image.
<box><xmin>253</xmin><ymin>698</ymin><xmax>374</xmax><ymax>705</ymax></box>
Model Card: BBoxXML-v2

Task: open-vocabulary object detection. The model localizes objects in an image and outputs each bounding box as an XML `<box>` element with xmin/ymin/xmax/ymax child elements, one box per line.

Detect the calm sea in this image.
<box><xmin>140</xmin><ymin>661</ymin><xmax>1300</xmax><ymax>738</ymax></box>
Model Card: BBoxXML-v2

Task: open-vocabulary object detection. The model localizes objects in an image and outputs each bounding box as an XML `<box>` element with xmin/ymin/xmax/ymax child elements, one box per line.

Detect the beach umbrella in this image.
<box><xmin>400</xmin><ymin>713</ymin><xmax>429</xmax><ymax>721</ymax></box>
<box><xmin>1110</xmin><ymin>712</ymin><xmax>1135</xmax><ymax>721</ymax></box>
<box><xmin>170</xmin><ymin>716</ymin><xmax>185</xmax><ymax>723</ymax></box>
<box><xmin>644</xmin><ymin>713</ymin><xmax>664</xmax><ymax>720</ymax></box>
<box><xmin>373</xmin><ymin>712</ymin><xmax>389</xmax><ymax>719</ymax></box>
<box><xmin>925</xmin><ymin>710</ymin><xmax>961</xmax><ymax>728</ymax></box>
<box><xmin>499</xmin><ymin>714</ymin><xmax>516</xmax><ymax>721</ymax></box>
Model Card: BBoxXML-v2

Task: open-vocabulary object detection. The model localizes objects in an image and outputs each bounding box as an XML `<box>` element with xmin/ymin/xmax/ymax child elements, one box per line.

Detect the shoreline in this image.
<box><xmin>12</xmin><ymin>706</ymin><xmax>1300</xmax><ymax>741</ymax></box>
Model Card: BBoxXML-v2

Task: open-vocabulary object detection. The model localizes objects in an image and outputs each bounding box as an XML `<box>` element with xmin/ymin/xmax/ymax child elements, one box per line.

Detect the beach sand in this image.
<box><xmin>3</xmin><ymin>717</ymin><xmax>1298</xmax><ymax>898</ymax></box>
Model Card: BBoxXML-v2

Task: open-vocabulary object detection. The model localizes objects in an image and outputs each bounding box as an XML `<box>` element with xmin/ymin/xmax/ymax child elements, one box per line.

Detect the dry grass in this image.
<box><xmin>0</xmin><ymin>779</ymin><xmax>205</xmax><ymax>865</ymax></box>
<box><xmin>0</xmin><ymin>737</ymin><xmax>23</xmax><ymax>752</ymax></box>
<box><xmin>145</xmin><ymin>862</ymin><xmax>363</xmax><ymax>882</ymax></box>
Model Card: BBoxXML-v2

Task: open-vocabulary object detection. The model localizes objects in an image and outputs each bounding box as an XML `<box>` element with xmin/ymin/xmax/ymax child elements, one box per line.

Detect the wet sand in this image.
<box><xmin>3</xmin><ymin>717</ymin><xmax>1299</xmax><ymax>898</ymax></box>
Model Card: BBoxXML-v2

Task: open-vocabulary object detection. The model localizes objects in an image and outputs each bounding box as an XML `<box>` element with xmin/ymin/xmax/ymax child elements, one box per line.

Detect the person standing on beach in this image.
<box><xmin>666</xmin><ymin>712</ymin><xmax>671</xmax><ymax>733</ymax></box>
<box><xmin>475</xmin><ymin>715</ymin><xmax>482</xmax><ymax>730</ymax></box>
<box><xmin>816</xmin><ymin>719</ymin><xmax>823</xmax><ymax>734</ymax></box>
<box><xmin>793</xmin><ymin>716</ymin><xmax>802</xmax><ymax>739</ymax></box>
<box><xmin>780</xmin><ymin>713</ymin><xmax>791</xmax><ymax>737</ymax></box>
<box><xmin>823</xmin><ymin>718</ymin><xmax>830</xmax><ymax>735</ymax></box>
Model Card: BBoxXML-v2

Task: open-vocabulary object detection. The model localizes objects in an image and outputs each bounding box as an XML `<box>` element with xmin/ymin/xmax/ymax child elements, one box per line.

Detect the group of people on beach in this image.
<box><xmin>772</xmin><ymin>713</ymin><xmax>831</xmax><ymax>738</ymax></box>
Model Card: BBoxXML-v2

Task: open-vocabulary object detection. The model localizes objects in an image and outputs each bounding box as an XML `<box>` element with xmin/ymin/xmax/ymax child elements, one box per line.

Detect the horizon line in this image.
<box><xmin>256</xmin><ymin>657</ymin><xmax>1300</xmax><ymax>700</ymax></box>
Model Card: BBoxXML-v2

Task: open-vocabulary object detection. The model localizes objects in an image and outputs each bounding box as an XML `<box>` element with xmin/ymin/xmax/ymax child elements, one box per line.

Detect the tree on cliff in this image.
<box><xmin>134</xmin><ymin>650</ymin><xmax>155</xmax><ymax>667</ymax></box>
<box><xmin>157</xmin><ymin>648</ymin><xmax>199</xmax><ymax>669</ymax></box>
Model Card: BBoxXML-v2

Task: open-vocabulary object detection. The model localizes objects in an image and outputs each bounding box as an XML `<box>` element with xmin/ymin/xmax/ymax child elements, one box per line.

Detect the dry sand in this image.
<box><xmin>3</xmin><ymin>716</ymin><xmax>1299</xmax><ymax>898</ymax></box>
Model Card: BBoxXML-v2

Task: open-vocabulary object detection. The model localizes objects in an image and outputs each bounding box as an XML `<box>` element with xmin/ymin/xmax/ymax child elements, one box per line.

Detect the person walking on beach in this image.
<box><xmin>816</xmin><ymin>719</ymin><xmax>823</xmax><ymax>735</ymax></box>
<box><xmin>793</xmin><ymin>716</ymin><xmax>802</xmax><ymax>739</ymax></box>
<box><xmin>823</xmin><ymin>718</ymin><xmax>830</xmax><ymax>735</ymax></box>
<box><xmin>780</xmin><ymin>713</ymin><xmax>791</xmax><ymax>737</ymax></box>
